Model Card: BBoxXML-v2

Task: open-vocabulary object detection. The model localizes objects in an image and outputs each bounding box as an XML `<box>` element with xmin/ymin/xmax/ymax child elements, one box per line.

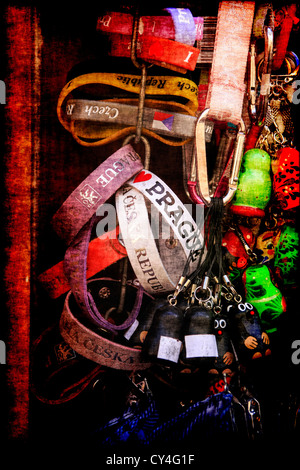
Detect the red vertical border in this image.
<box><xmin>4</xmin><ymin>6</ymin><xmax>41</xmax><ymax>439</ymax></box>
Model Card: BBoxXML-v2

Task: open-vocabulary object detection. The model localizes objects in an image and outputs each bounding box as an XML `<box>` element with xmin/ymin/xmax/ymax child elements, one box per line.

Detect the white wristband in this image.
<box><xmin>116</xmin><ymin>185</ymin><xmax>178</xmax><ymax>294</ymax></box>
<box><xmin>116</xmin><ymin>170</ymin><xmax>204</xmax><ymax>294</ymax></box>
<box><xmin>128</xmin><ymin>170</ymin><xmax>203</xmax><ymax>255</ymax></box>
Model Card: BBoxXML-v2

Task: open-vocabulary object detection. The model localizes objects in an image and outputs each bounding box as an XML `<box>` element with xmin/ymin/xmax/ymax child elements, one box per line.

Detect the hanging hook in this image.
<box><xmin>130</xmin><ymin>7</ymin><xmax>150</xmax><ymax>143</ymax></box>
<box><xmin>123</xmin><ymin>134</ymin><xmax>151</xmax><ymax>170</ymax></box>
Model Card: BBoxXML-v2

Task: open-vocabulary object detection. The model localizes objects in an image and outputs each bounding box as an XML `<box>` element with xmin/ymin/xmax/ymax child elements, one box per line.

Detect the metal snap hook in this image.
<box><xmin>249</xmin><ymin>25</ymin><xmax>274</xmax><ymax>123</ymax></box>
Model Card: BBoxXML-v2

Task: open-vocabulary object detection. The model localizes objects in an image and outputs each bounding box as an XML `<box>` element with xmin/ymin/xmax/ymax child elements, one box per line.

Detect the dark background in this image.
<box><xmin>0</xmin><ymin>1</ymin><xmax>299</xmax><ymax>457</ymax></box>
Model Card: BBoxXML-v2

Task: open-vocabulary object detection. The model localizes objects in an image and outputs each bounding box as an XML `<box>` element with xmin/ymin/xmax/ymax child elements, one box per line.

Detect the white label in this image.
<box><xmin>260</xmin><ymin>73</ymin><xmax>271</xmax><ymax>96</ymax></box>
<box><xmin>123</xmin><ymin>319</ymin><xmax>139</xmax><ymax>340</ymax></box>
<box><xmin>184</xmin><ymin>334</ymin><xmax>218</xmax><ymax>358</ymax></box>
<box><xmin>157</xmin><ymin>335</ymin><xmax>182</xmax><ymax>363</ymax></box>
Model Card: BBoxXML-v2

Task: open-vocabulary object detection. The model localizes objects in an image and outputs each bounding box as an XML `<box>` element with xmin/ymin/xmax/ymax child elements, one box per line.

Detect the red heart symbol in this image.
<box><xmin>133</xmin><ymin>171</ymin><xmax>152</xmax><ymax>183</ymax></box>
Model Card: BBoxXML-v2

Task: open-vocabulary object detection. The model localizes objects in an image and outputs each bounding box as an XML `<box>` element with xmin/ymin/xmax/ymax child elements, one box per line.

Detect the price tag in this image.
<box><xmin>157</xmin><ymin>335</ymin><xmax>182</xmax><ymax>363</ymax></box>
<box><xmin>124</xmin><ymin>319</ymin><xmax>139</xmax><ymax>341</ymax></box>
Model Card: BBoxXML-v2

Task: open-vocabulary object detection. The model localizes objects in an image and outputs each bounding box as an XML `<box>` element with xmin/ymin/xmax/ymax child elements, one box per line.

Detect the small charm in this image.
<box><xmin>255</xmin><ymin>229</ymin><xmax>281</xmax><ymax>264</ymax></box>
<box><xmin>181</xmin><ymin>305</ymin><xmax>218</xmax><ymax>369</ymax></box>
<box><xmin>222</xmin><ymin>225</ymin><xmax>256</xmax><ymax>279</ymax></box>
<box><xmin>208</xmin><ymin>311</ymin><xmax>237</xmax><ymax>376</ymax></box>
<box><xmin>228</xmin><ymin>301</ymin><xmax>271</xmax><ymax>361</ymax></box>
<box><xmin>230</xmin><ymin>148</ymin><xmax>272</xmax><ymax>217</ymax></box>
<box><xmin>142</xmin><ymin>303</ymin><xmax>184</xmax><ymax>364</ymax></box>
<box><xmin>242</xmin><ymin>264</ymin><xmax>287</xmax><ymax>334</ymax></box>
<box><xmin>272</xmin><ymin>147</ymin><xmax>300</xmax><ymax>211</ymax></box>
<box><xmin>274</xmin><ymin>224</ymin><xmax>299</xmax><ymax>288</ymax></box>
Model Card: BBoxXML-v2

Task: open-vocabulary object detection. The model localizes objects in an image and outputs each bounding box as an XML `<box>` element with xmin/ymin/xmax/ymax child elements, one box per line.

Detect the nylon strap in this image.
<box><xmin>51</xmin><ymin>144</ymin><xmax>143</xmax><ymax>246</ymax></box>
<box><xmin>108</xmin><ymin>35</ymin><xmax>200</xmax><ymax>73</ymax></box>
<box><xmin>115</xmin><ymin>184</ymin><xmax>187</xmax><ymax>295</ymax></box>
<box><xmin>59</xmin><ymin>278</ymin><xmax>152</xmax><ymax>371</ymax></box>
<box><xmin>65</xmin><ymin>99</ymin><xmax>197</xmax><ymax>140</ymax></box>
<box><xmin>205</xmin><ymin>1</ymin><xmax>255</xmax><ymax>125</ymax></box>
<box><xmin>164</xmin><ymin>8</ymin><xmax>196</xmax><ymax>46</ymax></box>
<box><xmin>97</xmin><ymin>11</ymin><xmax>204</xmax><ymax>42</ymax></box>
<box><xmin>38</xmin><ymin>227</ymin><xmax>126</xmax><ymax>299</ymax></box>
<box><xmin>57</xmin><ymin>73</ymin><xmax>199</xmax><ymax>146</ymax></box>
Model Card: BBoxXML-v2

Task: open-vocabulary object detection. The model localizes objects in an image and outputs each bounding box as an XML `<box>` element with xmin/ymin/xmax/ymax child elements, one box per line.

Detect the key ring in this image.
<box><xmin>194</xmin><ymin>285</ymin><xmax>213</xmax><ymax>309</ymax></box>
<box><xmin>257</xmin><ymin>51</ymin><xmax>300</xmax><ymax>87</ymax></box>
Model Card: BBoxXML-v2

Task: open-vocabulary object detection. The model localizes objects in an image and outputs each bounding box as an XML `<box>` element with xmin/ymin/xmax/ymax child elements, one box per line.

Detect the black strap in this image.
<box><xmin>188</xmin><ymin>197</ymin><xmax>225</xmax><ymax>285</ymax></box>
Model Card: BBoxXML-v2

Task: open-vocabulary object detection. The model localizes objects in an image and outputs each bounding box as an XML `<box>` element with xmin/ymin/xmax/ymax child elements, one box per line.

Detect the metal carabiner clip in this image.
<box><xmin>189</xmin><ymin>108</ymin><xmax>246</xmax><ymax>206</ymax></box>
<box><xmin>249</xmin><ymin>5</ymin><xmax>274</xmax><ymax>124</ymax></box>
<box><xmin>258</xmin><ymin>26</ymin><xmax>274</xmax><ymax>122</ymax></box>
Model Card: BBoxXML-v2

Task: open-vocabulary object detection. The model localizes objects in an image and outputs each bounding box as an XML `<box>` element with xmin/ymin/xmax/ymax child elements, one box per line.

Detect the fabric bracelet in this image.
<box><xmin>108</xmin><ymin>35</ymin><xmax>200</xmax><ymax>73</ymax></box>
<box><xmin>63</xmin><ymin>215</ymin><xmax>143</xmax><ymax>330</ymax></box>
<box><xmin>30</xmin><ymin>324</ymin><xmax>105</xmax><ymax>405</ymax></box>
<box><xmin>59</xmin><ymin>278</ymin><xmax>152</xmax><ymax>370</ymax></box>
<box><xmin>62</xmin><ymin>168</ymin><xmax>203</xmax><ymax>325</ymax></box>
<box><xmin>38</xmin><ymin>227</ymin><xmax>126</xmax><ymax>299</ymax></box>
<box><xmin>64</xmin><ymin>98</ymin><xmax>196</xmax><ymax>147</ymax></box>
<box><xmin>164</xmin><ymin>8</ymin><xmax>197</xmax><ymax>46</ymax></box>
<box><xmin>115</xmin><ymin>185</ymin><xmax>187</xmax><ymax>295</ymax></box>
<box><xmin>51</xmin><ymin>144</ymin><xmax>143</xmax><ymax>246</ymax></box>
<box><xmin>57</xmin><ymin>73</ymin><xmax>199</xmax><ymax>144</ymax></box>
<box><xmin>50</xmin><ymin>145</ymin><xmax>144</xmax><ymax>329</ymax></box>
<box><xmin>126</xmin><ymin>170</ymin><xmax>204</xmax><ymax>261</ymax></box>
<box><xmin>97</xmin><ymin>11</ymin><xmax>204</xmax><ymax>43</ymax></box>
<box><xmin>65</xmin><ymin>99</ymin><xmax>198</xmax><ymax>139</ymax></box>
<box><xmin>205</xmin><ymin>1</ymin><xmax>255</xmax><ymax>125</ymax></box>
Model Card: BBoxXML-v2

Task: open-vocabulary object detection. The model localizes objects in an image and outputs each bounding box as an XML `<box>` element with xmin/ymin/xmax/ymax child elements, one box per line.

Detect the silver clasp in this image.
<box><xmin>191</xmin><ymin>108</ymin><xmax>246</xmax><ymax>206</ymax></box>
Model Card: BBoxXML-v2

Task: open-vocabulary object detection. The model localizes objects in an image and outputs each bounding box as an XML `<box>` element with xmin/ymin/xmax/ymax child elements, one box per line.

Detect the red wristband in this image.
<box><xmin>97</xmin><ymin>11</ymin><xmax>204</xmax><ymax>42</ymax></box>
<box><xmin>273</xmin><ymin>5</ymin><xmax>299</xmax><ymax>71</ymax></box>
<box><xmin>244</xmin><ymin>124</ymin><xmax>262</xmax><ymax>153</ymax></box>
<box><xmin>38</xmin><ymin>227</ymin><xmax>127</xmax><ymax>299</ymax></box>
<box><xmin>109</xmin><ymin>34</ymin><xmax>200</xmax><ymax>73</ymax></box>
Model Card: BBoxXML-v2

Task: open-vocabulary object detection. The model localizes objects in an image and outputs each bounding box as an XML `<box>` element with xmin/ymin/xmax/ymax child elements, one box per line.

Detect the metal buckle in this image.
<box><xmin>188</xmin><ymin>108</ymin><xmax>246</xmax><ymax>206</ymax></box>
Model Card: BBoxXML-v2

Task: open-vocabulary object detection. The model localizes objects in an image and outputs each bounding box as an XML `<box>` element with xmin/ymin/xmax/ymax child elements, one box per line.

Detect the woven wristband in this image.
<box><xmin>205</xmin><ymin>1</ymin><xmax>255</xmax><ymax>125</ymax></box>
<box><xmin>109</xmin><ymin>35</ymin><xmax>200</xmax><ymax>73</ymax></box>
<box><xmin>97</xmin><ymin>11</ymin><xmax>204</xmax><ymax>43</ymax></box>
<box><xmin>60</xmin><ymin>278</ymin><xmax>152</xmax><ymax>370</ymax></box>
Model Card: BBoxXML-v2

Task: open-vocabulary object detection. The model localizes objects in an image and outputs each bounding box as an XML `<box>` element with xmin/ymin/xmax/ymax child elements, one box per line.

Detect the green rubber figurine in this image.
<box><xmin>230</xmin><ymin>148</ymin><xmax>272</xmax><ymax>217</ymax></box>
<box><xmin>274</xmin><ymin>225</ymin><xmax>299</xmax><ymax>288</ymax></box>
<box><xmin>242</xmin><ymin>264</ymin><xmax>286</xmax><ymax>334</ymax></box>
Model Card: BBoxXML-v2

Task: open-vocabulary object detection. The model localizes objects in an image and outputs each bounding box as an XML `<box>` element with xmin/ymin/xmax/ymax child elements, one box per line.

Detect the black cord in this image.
<box><xmin>188</xmin><ymin>197</ymin><xmax>225</xmax><ymax>286</ymax></box>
